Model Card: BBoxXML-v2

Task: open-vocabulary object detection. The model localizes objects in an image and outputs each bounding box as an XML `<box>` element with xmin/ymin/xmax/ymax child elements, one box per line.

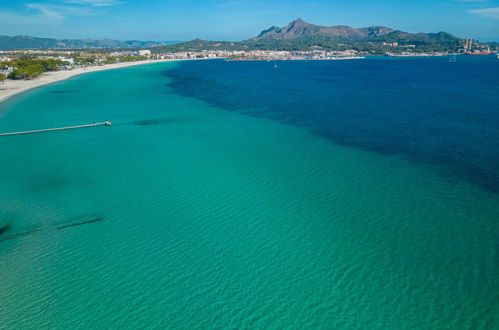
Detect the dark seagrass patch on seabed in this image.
<box><xmin>117</xmin><ymin>117</ymin><xmax>191</xmax><ymax>126</ymax></box>
<box><xmin>26</xmin><ymin>171</ymin><xmax>71</xmax><ymax>194</ymax></box>
<box><xmin>0</xmin><ymin>228</ymin><xmax>44</xmax><ymax>242</ymax></box>
<box><xmin>0</xmin><ymin>215</ymin><xmax>104</xmax><ymax>243</ymax></box>
<box><xmin>49</xmin><ymin>90</ymin><xmax>80</xmax><ymax>94</ymax></box>
<box><xmin>0</xmin><ymin>225</ymin><xmax>11</xmax><ymax>235</ymax></box>
<box><xmin>55</xmin><ymin>217</ymin><xmax>104</xmax><ymax>230</ymax></box>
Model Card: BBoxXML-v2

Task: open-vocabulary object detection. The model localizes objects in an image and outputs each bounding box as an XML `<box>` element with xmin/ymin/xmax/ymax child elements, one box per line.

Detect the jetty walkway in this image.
<box><xmin>0</xmin><ymin>121</ymin><xmax>112</xmax><ymax>136</ymax></box>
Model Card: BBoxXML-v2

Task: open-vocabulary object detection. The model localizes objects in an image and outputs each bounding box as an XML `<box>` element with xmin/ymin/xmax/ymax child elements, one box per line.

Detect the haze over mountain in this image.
<box><xmin>0</xmin><ymin>35</ymin><xmax>178</xmax><ymax>50</ymax></box>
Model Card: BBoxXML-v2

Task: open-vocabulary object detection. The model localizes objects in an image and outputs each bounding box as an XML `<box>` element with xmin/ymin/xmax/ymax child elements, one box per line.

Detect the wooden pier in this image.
<box><xmin>0</xmin><ymin>121</ymin><xmax>112</xmax><ymax>136</ymax></box>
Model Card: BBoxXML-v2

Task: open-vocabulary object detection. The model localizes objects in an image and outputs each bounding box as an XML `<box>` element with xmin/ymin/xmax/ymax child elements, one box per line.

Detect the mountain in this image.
<box><xmin>0</xmin><ymin>35</ymin><xmax>178</xmax><ymax>50</ymax></box>
<box><xmin>155</xmin><ymin>20</ymin><xmax>462</xmax><ymax>53</ymax></box>
<box><xmin>254</xmin><ymin>18</ymin><xmax>395</xmax><ymax>40</ymax></box>
<box><xmin>243</xmin><ymin>19</ymin><xmax>462</xmax><ymax>52</ymax></box>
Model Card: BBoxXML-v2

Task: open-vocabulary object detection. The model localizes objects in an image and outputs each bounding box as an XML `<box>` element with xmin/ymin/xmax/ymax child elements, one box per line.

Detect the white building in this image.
<box><xmin>58</xmin><ymin>57</ymin><xmax>74</xmax><ymax>65</ymax></box>
<box><xmin>1</xmin><ymin>66</ymin><xmax>14</xmax><ymax>76</ymax></box>
<box><xmin>138</xmin><ymin>50</ymin><xmax>151</xmax><ymax>56</ymax></box>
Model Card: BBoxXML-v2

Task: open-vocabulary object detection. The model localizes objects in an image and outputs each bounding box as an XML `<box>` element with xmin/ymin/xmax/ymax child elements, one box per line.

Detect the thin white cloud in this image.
<box><xmin>0</xmin><ymin>9</ymin><xmax>60</xmax><ymax>27</ymax></box>
<box><xmin>64</xmin><ymin>0</ymin><xmax>123</xmax><ymax>6</ymax></box>
<box><xmin>26</xmin><ymin>4</ymin><xmax>65</xmax><ymax>20</ymax></box>
<box><xmin>0</xmin><ymin>0</ymin><xmax>122</xmax><ymax>38</ymax></box>
<box><xmin>26</xmin><ymin>3</ymin><xmax>95</xmax><ymax>20</ymax></box>
<box><xmin>469</xmin><ymin>7</ymin><xmax>499</xmax><ymax>18</ymax></box>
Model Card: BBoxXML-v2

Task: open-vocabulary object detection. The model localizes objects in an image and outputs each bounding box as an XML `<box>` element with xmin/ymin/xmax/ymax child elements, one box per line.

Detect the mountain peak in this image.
<box><xmin>290</xmin><ymin>18</ymin><xmax>307</xmax><ymax>24</ymax></box>
<box><xmin>287</xmin><ymin>18</ymin><xmax>315</xmax><ymax>29</ymax></box>
<box><xmin>254</xmin><ymin>19</ymin><xmax>395</xmax><ymax>40</ymax></box>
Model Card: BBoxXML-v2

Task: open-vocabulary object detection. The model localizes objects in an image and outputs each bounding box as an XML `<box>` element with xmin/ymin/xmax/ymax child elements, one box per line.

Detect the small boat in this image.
<box><xmin>274</xmin><ymin>60</ymin><xmax>278</xmax><ymax>68</ymax></box>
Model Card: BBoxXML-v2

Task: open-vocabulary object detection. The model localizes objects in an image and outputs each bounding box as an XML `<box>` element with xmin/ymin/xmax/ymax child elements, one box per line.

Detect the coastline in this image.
<box><xmin>0</xmin><ymin>59</ymin><xmax>175</xmax><ymax>105</ymax></box>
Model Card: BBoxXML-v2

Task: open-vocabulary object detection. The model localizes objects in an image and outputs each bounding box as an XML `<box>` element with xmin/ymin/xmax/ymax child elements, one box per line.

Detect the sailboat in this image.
<box><xmin>274</xmin><ymin>60</ymin><xmax>278</xmax><ymax>68</ymax></box>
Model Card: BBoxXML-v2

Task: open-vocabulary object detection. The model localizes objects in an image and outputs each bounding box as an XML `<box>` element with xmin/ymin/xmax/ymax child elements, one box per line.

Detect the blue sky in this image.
<box><xmin>1</xmin><ymin>0</ymin><xmax>499</xmax><ymax>41</ymax></box>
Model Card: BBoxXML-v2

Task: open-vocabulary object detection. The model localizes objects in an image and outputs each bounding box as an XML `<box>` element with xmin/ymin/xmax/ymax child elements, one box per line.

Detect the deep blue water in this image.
<box><xmin>165</xmin><ymin>56</ymin><xmax>499</xmax><ymax>193</ymax></box>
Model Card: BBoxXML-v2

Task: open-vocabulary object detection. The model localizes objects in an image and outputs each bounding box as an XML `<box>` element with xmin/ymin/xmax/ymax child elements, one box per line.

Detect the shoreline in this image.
<box><xmin>226</xmin><ymin>56</ymin><xmax>366</xmax><ymax>61</ymax></box>
<box><xmin>0</xmin><ymin>59</ymin><xmax>175</xmax><ymax>105</ymax></box>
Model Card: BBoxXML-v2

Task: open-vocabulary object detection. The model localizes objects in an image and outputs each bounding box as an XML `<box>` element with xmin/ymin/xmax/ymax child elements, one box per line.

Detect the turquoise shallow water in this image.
<box><xmin>0</xmin><ymin>61</ymin><xmax>498</xmax><ymax>329</ymax></box>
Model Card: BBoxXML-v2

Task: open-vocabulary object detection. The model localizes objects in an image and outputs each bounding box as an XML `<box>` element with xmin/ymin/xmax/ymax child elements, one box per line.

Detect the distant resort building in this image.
<box><xmin>110</xmin><ymin>50</ymin><xmax>152</xmax><ymax>57</ymax></box>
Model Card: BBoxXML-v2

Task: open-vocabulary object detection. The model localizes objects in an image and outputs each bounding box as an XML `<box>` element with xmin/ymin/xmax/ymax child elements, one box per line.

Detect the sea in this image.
<box><xmin>0</xmin><ymin>56</ymin><xmax>498</xmax><ymax>329</ymax></box>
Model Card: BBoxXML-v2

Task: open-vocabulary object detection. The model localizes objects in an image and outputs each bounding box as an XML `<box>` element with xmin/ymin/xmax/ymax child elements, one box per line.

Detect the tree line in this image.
<box><xmin>0</xmin><ymin>54</ymin><xmax>149</xmax><ymax>80</ymax></box>
<box><xmin>1</xmin><ymin>57</ymin><xmax>69</xmax><ymax>80</ymax></box>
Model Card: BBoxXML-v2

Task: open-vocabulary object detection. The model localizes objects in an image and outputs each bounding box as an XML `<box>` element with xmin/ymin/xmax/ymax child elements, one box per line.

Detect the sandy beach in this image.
<box><xmin>0</xmin><ymin>59</ymin><xmax>173</xmax><ymax>104</ymax></box>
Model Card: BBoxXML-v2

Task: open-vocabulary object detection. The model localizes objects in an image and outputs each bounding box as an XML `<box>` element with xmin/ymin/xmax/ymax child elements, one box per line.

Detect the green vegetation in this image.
<box><xmin>0</xmin><ymin>73</ymin><xmax>6</xmax><ymax>84</ymax></box>
<box><xmin>7</xmin><ymin>58</ymin><xmax>69</xmax><ymax>80</ymax></box>
<box><xmin>77</xmin><ymin>55</ymin><xmax>147</xmax><ymax>66</ymax></box>
<box><xmin>152</xmin><ymin>39</ymin><xmax>243</xmax><ymax>53</ymax></box>
<box><xmin>152</xmin><ymin>31</ymin><xmax>464</xmax><ymax>54</ymax></box>
<box><xmin>120</xmin><ymin>55</ymin><xmax>147</xmax><ymax>62</ymax></box>
<box><xmin>72</xmin><ymin>56</ymin><xmax>97</xmax><ymax>66</ymax></box>
<box><xmin>104</xmin><ymin>56</ymin><xmax>118</xmax><ymax>64</ymax></box>
<box><xmin>9</xmin><ymin>64</ymin><xmax>45</xmax><ymax>79</ymax></box>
